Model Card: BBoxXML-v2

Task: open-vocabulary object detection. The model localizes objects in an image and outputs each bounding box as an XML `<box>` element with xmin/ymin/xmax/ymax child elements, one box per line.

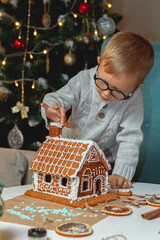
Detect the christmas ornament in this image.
<box><xmin>10</xmin><ymin>0</ymin><xmax>18</xmax><ymax>7</ymax></box>
<box><xmin>0</xmin><ymin>44</ymin><xmax>6</xmax><ymax>55</ymax></box>
<box><xmin>64</xmin><ymin>52</ymin><xmax>76</xmax><ymax>66</ymax></box>
<box><xmin>84</xmin><ymin>33</ymin><xmax>94</xmax><ymax>51</ymax></box>
<box><xmin>78</xmin><ymin>1</ymin><xmax>91</xmax><ymax>15</ymax></box>
<box><xmin>97</xmin><ymin>14</ymin><xmax>116</xmax><ymax>37</ymax></box>
<box><xmin>28</xmin><ymin>119</ymin><xmax>40</xmax><ymax>127</ymax></box>
<box><xmin>57</xmin><ymin>15</ymin><xmax>66</xmax><ymax>26</ymax></box>
<box><xmin>65</xmin><ymin>40</ymin><xmax>74</xmax><ymax>50</ymax></box>
<box><xmin>1</xmin><ymin>0</ymin><xmax>10</xmax><ymax>4</ymax></box>
<box><xmin>0</xmin><ymin>91</ymin><xmax>8</xmax><ymax>102</ymax></box>
<box><xmin>13</xmin><ymin>39</ymin><xmax>26</xmax><ymax>51</ymax></box>
<box><xmin>37</xmin><ymin>77</ymin><xmax>48</xmax><ymax>89</ymax></box>
<box><xmin>42</xmin><ymin>0</ymin><xmax>51</xmax><ymax>28</ymax></box>
<box><xmin>8</xmin><ymin>124</ymin><xmax>24</xmax><ymax>149</ymax></box>
<box><xmin>11</xmin><ymin>101</ymin><xmax>29</xmax><ymax>119</ymax></box>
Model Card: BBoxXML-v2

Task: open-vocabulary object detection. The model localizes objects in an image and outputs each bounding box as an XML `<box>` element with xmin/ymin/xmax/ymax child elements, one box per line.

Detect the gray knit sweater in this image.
<box><xmin>42</xmin><ymin>66</ymin><xmax>144</xmax><ymax>181</ymax></box>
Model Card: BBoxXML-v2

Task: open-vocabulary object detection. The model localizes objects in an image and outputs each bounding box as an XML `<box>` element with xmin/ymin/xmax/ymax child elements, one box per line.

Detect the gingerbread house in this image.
<box><xmin>25</xmin><ymin>122</ymin><xmax>112</xmax><ymax>207</ymax></box>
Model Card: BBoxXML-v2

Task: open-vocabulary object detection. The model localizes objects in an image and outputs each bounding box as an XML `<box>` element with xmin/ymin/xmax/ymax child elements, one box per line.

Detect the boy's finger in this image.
<box><xmin>41</xmin><ymin>102</ymin><xmax>49</xmax><ymax>110</ymax></box>
<box><xmin>52</xmin><ymin>102</ymin><xmax>59</xmax><ymax>110</ymax></box>
<box><xmin>59</xmin><ymin>107</ymin><xmax>66</xmax><ymax>126</ymax></box>
<box><xmin>64</xmin><ymin>121</ymin><xmax>71</xmax><ymax>128</ymax></box>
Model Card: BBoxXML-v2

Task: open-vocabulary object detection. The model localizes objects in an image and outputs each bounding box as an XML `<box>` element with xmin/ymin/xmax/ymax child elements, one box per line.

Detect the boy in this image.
<box><xmin>41</xmin><ymin>32</ymin><xmax>154</xmax><ymax>189</ymax></box>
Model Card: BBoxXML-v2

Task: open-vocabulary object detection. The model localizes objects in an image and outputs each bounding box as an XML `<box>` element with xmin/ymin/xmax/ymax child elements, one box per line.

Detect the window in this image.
<box><xmin>62</xmin><ymin>178</ymin><xmax>67</xmax><ymax>186</ymax></box>
<box><xmin>45</xmin><ymin>174</ymin><xmax>51</xmax><ymax>183</ymax></box>
<box><xmin>83</xmin><ymin>181</ymin><xmax>88</xmax><ymax>191</ymax></box>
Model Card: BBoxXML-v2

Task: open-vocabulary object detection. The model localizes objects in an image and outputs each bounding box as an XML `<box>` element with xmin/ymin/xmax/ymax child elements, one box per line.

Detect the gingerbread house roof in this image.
<box><xmin>30</xmin><ymin>137</ymin><xmax>110</xmax><ymax>178</ymax></box>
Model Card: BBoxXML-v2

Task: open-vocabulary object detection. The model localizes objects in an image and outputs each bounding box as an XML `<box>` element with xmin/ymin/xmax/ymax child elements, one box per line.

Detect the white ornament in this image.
<box><xmin>37</xmin><ymin>77</ymin><xmax>48</xmax><ymax>89</ymax></box>
<box><xmin>97</xmin><ymin>14</ymin><xmax>116</xmax><ymax>37</ymax></box>
<box><xmin>61</xmin><ymin>73</ymin><xmax>69</xmax><ymax>82</ymax></box>
<box><xmin>8</xmin><ymin>124</ymin><xmax>24</xmax><ymax>149</ymax></box>
<box><xmin>65</xmin><ymin>40</ymin><xmax>74</xmax><ymax>50</ymax></box>
<box><xmin>10</xmin><ymin>0</ymin><xmax>18</xmax><ymax>8</ymax></box>
<box><xmin>28</xmin><ymin>119</ymin><xmax>40</xmax><ymax>127</ymax></box>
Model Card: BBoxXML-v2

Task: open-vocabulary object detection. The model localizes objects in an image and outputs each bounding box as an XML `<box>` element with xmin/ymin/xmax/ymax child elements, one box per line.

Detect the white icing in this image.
<box><xmin>50</xmin><ymin>122</ymin><xmax>62</xmax><ymax>128</ymax></box>
<box><xmin>33</xmin><ymin>172</ymin><xmax>38</xmax><ymax>191</ymax></box>
<box><xmin>68</xmin><ymin>177</ymin><xmax>79</xmax><ymax>200</ymax></box>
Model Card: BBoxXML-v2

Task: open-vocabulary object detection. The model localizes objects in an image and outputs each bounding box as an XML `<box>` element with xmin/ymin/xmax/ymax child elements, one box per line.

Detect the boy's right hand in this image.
<box><xmin>41</xmin><ymin>102</ymin><xmax>71</xmax><ymax>128</ymax></box>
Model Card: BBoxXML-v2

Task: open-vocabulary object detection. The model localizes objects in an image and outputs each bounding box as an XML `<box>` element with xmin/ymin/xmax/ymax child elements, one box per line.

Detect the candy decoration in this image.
<box><xmin>78</xmin><ymin>2</ymin><xmax>91</xmax><ymax>15</ymax></box>
<box><xmin>97</xmin><ymin>14</ymin><xmax>116</xmax><ymax>37</ymax></box>
<box><xmin>64</xmin><ymin>52</ymin><xmax>76</xmax><ymax>66</ymax></box>
<box><xmin>8</xmin><ymin>124</ymin><xmax>24</xmax><ymax>149</ymax></box>
<box><xmin>13</xmin><ymin>39</ymin><xmax>26</xmax><ymax>51</ymax></box>
<box><xmin>42</xmin><ymin>13</ymin><xmax>51</xmax><ymax>28</ymax></box>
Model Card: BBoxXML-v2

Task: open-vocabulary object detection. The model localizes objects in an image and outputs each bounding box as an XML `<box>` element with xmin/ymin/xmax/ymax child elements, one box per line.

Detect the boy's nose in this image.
<box><xmin>103</xmin><ymin>89</ymin><xmax>111</xmax><ymax>97</ymax></box>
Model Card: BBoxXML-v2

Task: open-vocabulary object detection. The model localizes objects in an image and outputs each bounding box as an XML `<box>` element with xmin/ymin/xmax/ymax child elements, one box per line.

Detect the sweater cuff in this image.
<box><xmin>112</xmin><ymin>163</ymin><xmax>135</xmax><ymax>181</ymax></box>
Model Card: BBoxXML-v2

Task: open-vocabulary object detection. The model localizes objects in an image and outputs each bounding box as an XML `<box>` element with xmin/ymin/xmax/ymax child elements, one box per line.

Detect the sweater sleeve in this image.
<box><xmin>112</xmin><ymin>89</ymin><xmax>144</xmax><ymax>181</ymax></box>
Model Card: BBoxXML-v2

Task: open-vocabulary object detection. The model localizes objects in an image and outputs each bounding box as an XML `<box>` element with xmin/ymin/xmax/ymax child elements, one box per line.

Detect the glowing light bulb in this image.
<box><xmin>71</xmin><ymin>11</ymin><xmax>77</xmax><ymax>18</ymax></box>
<box><xmin>31</xmin><ymin>81</ymin><xmax>35</xmax><ymax>89</ymax></box>
<box><xmin>33</xmin><ymin>29</ymin><xmax>37</xmax><ymax>36</ymax></box>
<box><xmin>94</xmin><ymin>29</ymin><xmax>98</xmax><ymax>35</ymax></box>
<box><xmin>58</xmin><ymin>21</ymin><xmax>63</xmax><ymax>26</ymax></box>
<box><xmin>15</xmin><ymin>21</ymin><xmax>21</xmax><ymax>28</ymax></box>
<box><xmin>29</xmin><ymin>53</ymin><xmax>33</xmax><ymax>59</ymax></box>
<box><xmin>107</xmin><ymin>3</ymin><xmax>112</xmax><ymax>8</ymax></box>
<box><xmin>15</xmin><ymin>80</ymin><xmax>19</xmax><ymax>87</ymax></box>
<box><xmin>2</xmin><ymin>58</ymin><xmax>6</xmax><ymax>65</ymax></box>
<box><xmin>43</xmin><ymin>49</ymin><xmax>47</xmax><ymax>54</ymax></box>
<box><xmin>103</xmin><ymin>36</ymin><xmax>107</xmax><ymax>40</ymax></box>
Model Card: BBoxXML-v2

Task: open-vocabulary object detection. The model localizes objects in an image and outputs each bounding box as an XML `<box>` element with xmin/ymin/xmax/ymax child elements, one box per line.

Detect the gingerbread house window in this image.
<box><xmin>83</xmin><ymin>180</ymin><xmax>88</xmax><ymax>191</ymax></box>
<box><xmin>45</xmin><ymin>174</ymin><xmax>51</xmax><ymax>183</ymax></box>
<box><xmin>61</xmin><ymin>178</ymin><xmax>67</xmax><ymax>187</ymax></box>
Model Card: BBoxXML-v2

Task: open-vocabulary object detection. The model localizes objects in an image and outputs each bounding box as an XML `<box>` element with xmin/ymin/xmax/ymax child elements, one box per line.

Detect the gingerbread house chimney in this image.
<box><xmin>49</xmin><ymin>122</ymin><xmax>62</xmax><ymax>138</ymax></box>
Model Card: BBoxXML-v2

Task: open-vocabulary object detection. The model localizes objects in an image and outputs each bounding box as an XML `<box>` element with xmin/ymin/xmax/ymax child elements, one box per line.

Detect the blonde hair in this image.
<box><xmin>100</xmin><ymin>32</ymin><xmax>154</xmax><ymax>83</ymax></box>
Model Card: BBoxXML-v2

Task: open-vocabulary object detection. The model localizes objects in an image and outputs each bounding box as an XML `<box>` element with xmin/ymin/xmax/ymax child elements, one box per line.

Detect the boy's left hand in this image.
<box><xmin>108</xmin><ymin>175</ymin><xmax>132</xmax><ymax>189</ymax></box>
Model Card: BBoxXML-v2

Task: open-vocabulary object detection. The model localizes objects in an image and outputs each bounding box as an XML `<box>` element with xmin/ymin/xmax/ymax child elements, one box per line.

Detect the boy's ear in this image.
<box><xmin>138</xmin><ymin>82</ymin><xmax>145</xmax><ymax>88</ymax></box>
<box><xmin>97</xmin><ymin>56</ymin><xmax>100</xmax><ymax>64</ymax></box>
<box><xmin>134</xmin><ymin>82</ymin><xmax>145</xmax><ymax>92</ymax></box>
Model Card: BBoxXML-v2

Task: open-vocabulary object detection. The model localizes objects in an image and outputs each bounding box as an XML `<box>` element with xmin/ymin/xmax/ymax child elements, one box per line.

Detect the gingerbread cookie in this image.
<box><xmin>55</xmin><ymin>222</ymin><xmax>93</xmax><ymax>237</ymax></box>
<box><xmin>117</xmin><ymin>190</ymin><xmax>132</xmax><ymax>196</ymax></box>
<box><xmin>102</xmin><ymin>205</ymin><xmax>132</xmax><ymax>216</ymax></box>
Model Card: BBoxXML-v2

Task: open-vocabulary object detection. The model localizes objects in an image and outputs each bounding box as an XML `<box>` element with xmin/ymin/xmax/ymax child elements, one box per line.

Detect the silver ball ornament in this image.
<box><xmin>97</xmin><ymin>14</ymin><xmax>116</xmax><ymax>37</ymax></box>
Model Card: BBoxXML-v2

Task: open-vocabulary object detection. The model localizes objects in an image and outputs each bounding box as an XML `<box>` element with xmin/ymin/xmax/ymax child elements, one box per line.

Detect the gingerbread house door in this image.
<box><xmin>94</xmin><ymin>177</ymin><xmax>102</xmax><ymax>194</ymax></box>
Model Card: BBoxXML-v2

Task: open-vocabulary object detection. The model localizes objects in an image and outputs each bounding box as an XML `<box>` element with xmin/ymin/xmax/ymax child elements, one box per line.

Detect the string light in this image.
<box><xmin>103</xmin><ymin>36</ymin><xmax>107</xmax><ymax>40</ymax></box>
<box><xmin>106</xmin><ymin>2</ymin><xmax>112</xmax><ymax>8</ymax></box>
<box><xmin>71</xmin><ymin>11</ymin><xmax>77</xmax><ymax>18</ymax></box>
<box><xmin>58</xmin><ymin>21</ymin><xmax>63</xmax><ymax>26</ymax></box>
<box><xmin>29</xmin><ymin>52</ymin><xmax>33</xmax><ymax>59</ymax></box>
<box><xmin>15</xmin><ymin>80</ymin><xmax>19</xmax><ymax>87</ymax></box>
<box><xmin>33</xmin><ymin>29</ymin><xmax>37</xmax><ymax>36</ymax></box>
<box><xmin>94</xmin><ymin>29</ymin><xmax>98</xmax><ymax>35</ymax></box>
<box><xmin>43</xmin><ymin>49</ymin><xmax>47</xmax><ymax>54</ymax></box>
<box><xmin>31</xmin><ymin>81</ymin><xmax>35</xmax><ymax>89</ymax></box>
<box><xmin>2</xmin><ymin>58</ymin><xmax>6</xmax><ymax>65</ymax></box>
<box><xmin>15</xmin><ymin>21</ymin><xmax>21</xmax><ymax>29</ymax></box>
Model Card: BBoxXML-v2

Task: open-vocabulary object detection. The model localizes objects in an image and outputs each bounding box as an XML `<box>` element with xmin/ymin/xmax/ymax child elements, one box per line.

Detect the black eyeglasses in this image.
<box><xmin>94</xmin><ymin>73</ymin><xmax>138</xmax><ymax>100</ymax></box>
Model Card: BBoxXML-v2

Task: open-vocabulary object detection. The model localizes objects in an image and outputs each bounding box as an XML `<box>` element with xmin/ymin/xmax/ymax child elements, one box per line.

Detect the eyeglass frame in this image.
<box><xmin>94</xmin><ymin>67</ymin><xmax>139</xmax><ymax>100</ymax></box>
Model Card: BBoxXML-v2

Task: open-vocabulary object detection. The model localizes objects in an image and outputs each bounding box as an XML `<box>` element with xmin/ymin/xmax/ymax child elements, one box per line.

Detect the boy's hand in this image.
<box><xmin>108</xmin><ymin>175</ymin><xmax>132</xmax><ymax>189</ymax></box>
<box><xmin>41</xmin><ymin>102</ymin><xmax>71</xmax><ymax>128</ymax></box>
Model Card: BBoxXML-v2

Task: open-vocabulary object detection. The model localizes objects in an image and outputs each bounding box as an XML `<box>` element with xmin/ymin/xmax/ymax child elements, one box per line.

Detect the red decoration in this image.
<box><xmin>13</xmin><ymin>39</ymin><xmax>26</xmax><ymax>51</ymax></box>
<box><xmin>78</xmin><ymin>2</ymin><xmax>91</xmax><ymax>15</ymax></box>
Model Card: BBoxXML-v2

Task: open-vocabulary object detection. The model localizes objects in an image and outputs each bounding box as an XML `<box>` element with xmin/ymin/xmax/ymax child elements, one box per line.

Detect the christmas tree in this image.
<box><xmin>0</xmin><ymin>0</ymin><xmax>122</xmax><ymax>150</ymax></box>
